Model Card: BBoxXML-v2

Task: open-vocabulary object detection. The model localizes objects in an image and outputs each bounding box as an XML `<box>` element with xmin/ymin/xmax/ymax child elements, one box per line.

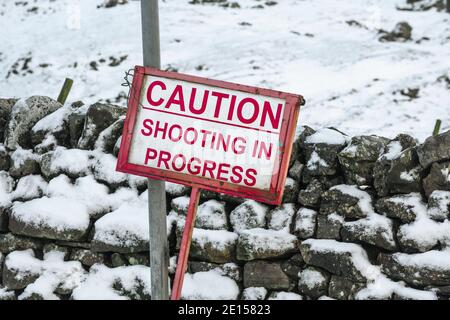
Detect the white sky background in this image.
<box><xmin>0</xmin><ymin>0</ymin><xmax>449</xmax><ymax>141</ymax></box>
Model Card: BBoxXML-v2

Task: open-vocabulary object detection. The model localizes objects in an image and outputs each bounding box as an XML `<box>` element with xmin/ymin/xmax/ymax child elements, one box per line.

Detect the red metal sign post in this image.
<box><xmin>171</xmin><ymin>187</ymin><xmax>201</xmax><ymax>300</ymax></box>
<box><xmin>117</xmin><ymin>66</ymin><xmax>304</xmax><ymax>300</ymax></box>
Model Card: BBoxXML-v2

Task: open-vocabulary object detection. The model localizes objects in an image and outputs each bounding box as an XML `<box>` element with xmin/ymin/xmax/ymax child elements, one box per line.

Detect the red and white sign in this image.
<box><xmin>117</xmin><ymin>66</ymin><xmax>304</xmax><ymax>205</ymax></box>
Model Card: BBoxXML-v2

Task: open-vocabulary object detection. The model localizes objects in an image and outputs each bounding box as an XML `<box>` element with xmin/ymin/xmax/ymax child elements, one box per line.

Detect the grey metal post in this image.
<box><xmin>141</xmin><ymin>0</ymin><xmax>169</xmax><ymax>300</ymax></box>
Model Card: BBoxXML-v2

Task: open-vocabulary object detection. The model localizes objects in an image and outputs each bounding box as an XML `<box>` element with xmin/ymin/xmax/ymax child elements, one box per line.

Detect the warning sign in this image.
<box><xmin>117</xmin><ymin>66</ymin><xmax>303</xmax><ymax>204</ymax></box>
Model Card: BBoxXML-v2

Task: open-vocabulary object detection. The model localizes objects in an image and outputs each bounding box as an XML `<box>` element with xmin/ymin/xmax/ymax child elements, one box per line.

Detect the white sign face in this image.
<box><xmin>127</xmin><ymin>75</ymin><xmax>286</xmax><ymax>191</ymax></box>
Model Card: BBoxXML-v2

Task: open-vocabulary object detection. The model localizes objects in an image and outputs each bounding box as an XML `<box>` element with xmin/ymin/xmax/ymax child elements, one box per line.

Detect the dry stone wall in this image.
<box><xmin>1</xmin><ymin>96</ymin><xmax>450</xmax><ymax>300</ymax></box>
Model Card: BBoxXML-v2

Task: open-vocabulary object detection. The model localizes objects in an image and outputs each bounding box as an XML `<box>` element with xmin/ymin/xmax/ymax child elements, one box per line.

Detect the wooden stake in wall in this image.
<box><xmin>57</xmin><ymin>78</ymin><xmax>73</xmax><ymax>104</ymax></box>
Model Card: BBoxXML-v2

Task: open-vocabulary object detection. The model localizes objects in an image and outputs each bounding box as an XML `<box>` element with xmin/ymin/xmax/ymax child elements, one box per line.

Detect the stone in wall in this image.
<box><xmin>189</xmin><ymin>228</ymin><xmax>238</xmax><ymax>264</ymax></box>
<box><xmin>3</xmin><ymin>258</ymin><xmax>41</xmax><ymax>290</ymax></box>
<box><xmin>68</xmin><ymin>111</ymin><xmax>86</xmax><ymax>148</ymax></box>
<box><xmin>0</xmin><ymin>171</ymin><xmax>15</xmax><ymax>232</ymax></box>
<box><xmin>111</xmin><ymin>253</ymin><xmax>127</xmax><ymax>267</ymax></box>
<box><xmin>8</xmin><ymin>148</ymin><xmax>40</xmax><ymax>178</ymax></box>
<box><xmin>425</xmin><ymin>285</ymin><xmax>450</xmax><ymax>299</ymax></box>
<box><xmin>267</xmin><ymin>291</ymin><xmax>303</xmax><ymax>300</ymax></box>
<box><xmin>243</xmin><ymin>260</ymin><xmax>294</xmax><ymax>290</ymax></box>
<box><xmin>320</xmin><ymin>185</ymin><xmax>371</xmax><ymax>219</ymax></box>
<box><xmin>165</xmin><ymin>182</ymin><xmax>190</xmax><ymax>198</ymax></box>
<box><xmin>77</xmin><ymin>103</ymin><xmax>126</xmax><ymax>150</ymax></box>
<box><xmin>31</xmin><ymin>106</ymin><xmax>74</xmax><ymax>148</ymax></box>
<box><xmin>328</xmin><ymin>275</ymin><xmax>364</xmax><ymax>300</ymax></box>
<box><xmin>0</xmin><ymin>286</ymin><xmax>16</xmax><ymax>301</ymax></box>
<box><xmin>94</xmin><ymin>117</ymin><xmax>125</xmax><ymax>154</ymax></box>
<box><xmin>219</xmin><ymin>263</ymin><xmax>242</xmax><ymax>282</ymax></box>
<box><xmin>4</xmin><ymin>96</ymin><xmax>62</xmax><ymax>150</ymax></box>
<box><xmin>199</xmin><ymin>189</ymin><xmax>220</xmax><ymax>201</ymax></box>
<box><xmin>91</xmin><ymin>236</ymin><xmax>148</xmax><ymax>254</ymax></box>
<box><xmin>0</xmin><ymin>145</ymin><xmax>11</xmax><ymax>171</ymax></box>
<box><xmin>282</xmin><ymin>177</ymin><xmax>300</xmax><ymax>203</ymax></box>
<box><xmin>338</xmin><ymin>135</ymin><xmax>389</xmax><ymax>185</ymax></box>
<box><xmin>379</xmin><ymin>251</ymin><xmax>450</xmax><ymax>287</ymax></box>
<box><xmin>423</xmin><ymin>160</ymin><xmax>450</xmax><ymax>197</ymax></box>
<box><xmin>10</xmin><ymin>175</ymin><xmax>47</xmax><ymax>202</ymax></box>
<box><xmin>298</xmin><ymin>178</ymin><xmax>323</xmax><ymax>208</ymax></box>
<box><xmin>241</xmin><ymin>287</ymin><xmax>267</xmax><ymax>300</ymax></box>
<box><xmin>293</xmin><ymin>208</ymin><xmax>317</xmax><ymax>239</ymax></box>
<box><xmin>0</xmin><ymin>233</ymin><xmax>43</xmax><ymax>254</ymax></box>
<box><xmin>316</xmin><ymin>214</ymin><xmax>343</xmax><ymax>240</ymax></box>
<box><xmin>3</xmin><ymin>249</ymin><xmax>87</xmax><ymax>297</ymax></box>
<box><xmin>124</xmin><ymin>253</ymin><xmax>150</xmax><ymax>267</ymax></box>
<box><xmin>300</xmin><ymin>239</ymin><xmax>368</xmax><ymax>282</ymax></box>
<box><xmin>43</xmin><ymin>243</ymin><xmax>71</xmax><ymax>261</ymax></box>
<box><xmin>288</xmin><ymin>160</ymin><xmax>303</xmax><ymax>180</ymax></box>
<box><xmin>9</xmin><ymin>197</ymin><xmax>91</xmax><ymax>242</ymax></box>
<box><xmin>373</xmin><ymin>134</ymin><xmax>422</xmax><ymax>197</ymax></box>
<box><xmin>0</xmin><ymin>207</ymin><xmax>9</xmax><ymax>232</ymax></box>
<box><xmin>341</xmin><ymin>216</ymin><xmax>397</xmax><ymax>252</ymax></box>
<box><xmin>218</xmin><ymin>192</ymin><xmax>246</xmax><ymax>205</ymax></box>
<box><xmin>296</xmin><ymin>126</ymin><xmax>316</xmax><ymax>163</ymax></box>
<box><xmin>297</xmin><ymin>266</ymin><xmax>330</xmax><ymax>299</ymax></box>
<box><xmin>427</xmin><ymin>190</ymin><xmax>450</xmax><ymax>221</ymax></box>
<box><xmin>417</xmin><ymin>130</ymin><xmax>450</xmax><ymax>168</ymax></box>
<box><xmin>375</xmin><ymin>193</ymin><xmax>423</xmax><ymax>223</ymax></box>
<box><xmin>40</xmin><ymin>148</ymin><xmax>92</xmax><ymax>180</ymax></box>
<box><xmin>0</xmin><ymin>98</ymin><xmax>18</xmax><ymax>142</ymax></box>
<box><xmin>195</xmin><ymin>200</ymin><xmax>228</xmax><ymax>230</ymax></box>
<box><xmin>171</xmin><ymin>196</ymin><xmax>190</xmax><ymax>215</ymax></box>
<box><xmin>188</xmin><ymin>261</ymin><xmax>241</xmax><ymax>282</ymax></box>
<box><xmin>69</xmin><ymin>249</ymin><xmax>106</xmax><ymax>267</ymax></box>
<box><xmin>302</xmin><ymin>128</ymin><xmax>348</xmax><ymax>177</ymax></box>
<box><xmin>236</xmin><ymin>228</ymin><xmax>298</xmax><ymax>261</ymax></box>
<box><xmin>281</xmin><ymin>253</ymin><xmax>304</xmax><ymax>279</ymax></box>
<box><xmin>229</xmin><ymin>200</ymin><xmax>268</xmax><ymax>232</ymax></box>
<box><xmin>267</xmin><ymin>203</ymin><xmax>296</xmax><ymax>233</ymax></box>
<box><xmin>188</xmin><ymin>261</ymin><xmax>242</xmax><ymax>282</ymax></box>
<box><xmin>92</xmin><ymin>152</ymin><xmax>130</xmax><ymax>188</ymax></box>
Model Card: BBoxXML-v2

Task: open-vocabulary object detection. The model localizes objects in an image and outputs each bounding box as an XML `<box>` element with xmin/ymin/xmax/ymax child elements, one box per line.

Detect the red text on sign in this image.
<box><xmin>146</xmin><ymin>80</ymin><xmax>283</xmax><ymax>130</ymax></box>
<box><xmin>144</xmin><ymin>148</ymin><xmax>257</xmax><ymax>186</ymax></box>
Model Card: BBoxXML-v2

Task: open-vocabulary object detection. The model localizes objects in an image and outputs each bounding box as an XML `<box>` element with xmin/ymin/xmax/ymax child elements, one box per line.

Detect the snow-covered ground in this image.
<box><xmin>0</xmin><ymin>0</ymin><xmax>449</xmax><ymax>141</ymax></box>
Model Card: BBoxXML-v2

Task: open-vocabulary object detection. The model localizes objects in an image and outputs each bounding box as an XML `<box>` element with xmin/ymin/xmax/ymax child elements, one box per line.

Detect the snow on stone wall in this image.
<box><xmin>1</xmin><ymin>96</ymin><xmax>450</xmax><ymax>300</ymax></box>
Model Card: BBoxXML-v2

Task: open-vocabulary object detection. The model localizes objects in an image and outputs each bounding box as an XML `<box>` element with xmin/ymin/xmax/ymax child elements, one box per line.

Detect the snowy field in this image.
<box><xmin>0</xmin><ymin>0</ymin><xmax>449</xmax><ymax>141</ymax></box>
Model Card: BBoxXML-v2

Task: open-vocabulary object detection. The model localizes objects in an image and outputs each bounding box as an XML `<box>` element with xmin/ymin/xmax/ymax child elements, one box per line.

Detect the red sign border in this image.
<box><xmin>116</xmin><ymin>66</ymin><xmax>304</xmax><ymax>205</ymax></box>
